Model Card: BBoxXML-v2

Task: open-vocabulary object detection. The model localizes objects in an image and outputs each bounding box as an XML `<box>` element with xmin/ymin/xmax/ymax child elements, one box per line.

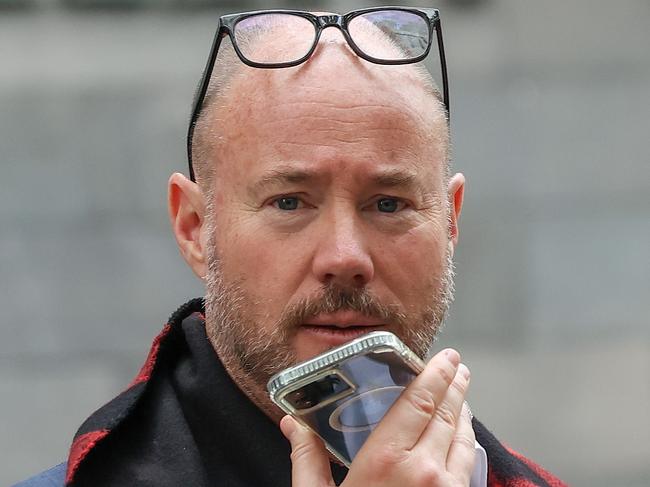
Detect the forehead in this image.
<box><xmin>211</xmin><ymin>41</ymin><xmax>448</xmax><ymax>181</ymax></box>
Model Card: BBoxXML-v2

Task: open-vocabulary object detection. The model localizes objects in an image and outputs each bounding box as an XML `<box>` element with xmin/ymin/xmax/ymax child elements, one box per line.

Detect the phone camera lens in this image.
<box><xmin>287</xmin><ymin>389</ymin><xmax>315</xmax><ymax>410</ymax></box>
<box><xmin>286</xmin><ymin>373</ymin><xmax>352</xmax><ymax>410</ymax></box>
<box><xmin>300</xmin><ymin>398</ymin><xmax>315</xmax><ymax>408</ymax></box>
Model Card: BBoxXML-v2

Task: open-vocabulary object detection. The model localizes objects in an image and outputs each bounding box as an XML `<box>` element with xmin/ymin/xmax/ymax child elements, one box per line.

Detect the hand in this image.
<box><xmin>280</xmin><ymin>349</ymin><xmax>475</xmax><ymax>487</ymax></box>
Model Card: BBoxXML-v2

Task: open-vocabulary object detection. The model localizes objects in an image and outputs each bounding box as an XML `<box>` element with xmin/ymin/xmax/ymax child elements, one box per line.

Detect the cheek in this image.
<box><xmin>375</xmin><ymin>222</ymin><xmax>448</xmax><ymax>305</ymax></box>
<box><xmin>211</xmin><ymin>211</ymin><xmax>312</xmax><ymax>319</ymax></box>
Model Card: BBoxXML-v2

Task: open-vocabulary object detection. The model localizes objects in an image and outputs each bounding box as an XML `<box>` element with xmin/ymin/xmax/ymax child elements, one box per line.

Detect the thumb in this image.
<box><xmin>280</xmin><ymin>415</ymin><xmax>335</xmax><ymax>487</ymax></box>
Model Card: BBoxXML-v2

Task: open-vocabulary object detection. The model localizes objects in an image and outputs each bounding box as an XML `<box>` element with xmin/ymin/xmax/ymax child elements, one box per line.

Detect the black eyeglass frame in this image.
<box><xmin>186</xmin><ymin>6</ymin><xmax>449</xmax><ymax>182</ymax></box>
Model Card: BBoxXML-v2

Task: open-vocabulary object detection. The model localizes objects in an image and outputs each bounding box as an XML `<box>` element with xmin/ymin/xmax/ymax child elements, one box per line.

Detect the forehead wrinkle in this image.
<box><xmin>221</xmin><ymin>96</ymin><xmax>445</xmax><ymax>153</ymax></box>
<box><xmin>261</xmin><ymin>103</ymin><xmax>427</xmax><ymax>136</ymax></box>
<box><xmin>271</xmin><ymin>129</ymin><xmax>422</xmax><ymax>154</ymax></box>
<box><xmin>255</xmin><ymin>99</ymin><xmax>434</xmax><ymax>150</ymax></box>
<box><xmin>259</xmin><ymin>82</ymin><xmax>433</xmax><ymax>119</ymax></box>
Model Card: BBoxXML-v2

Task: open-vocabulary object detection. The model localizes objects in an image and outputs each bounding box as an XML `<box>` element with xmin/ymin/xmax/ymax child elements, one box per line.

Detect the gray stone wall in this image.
<box><xmin>2</xmin><ymin>1</ymin><xmax>649</xmax><ymax>485</ymax></box>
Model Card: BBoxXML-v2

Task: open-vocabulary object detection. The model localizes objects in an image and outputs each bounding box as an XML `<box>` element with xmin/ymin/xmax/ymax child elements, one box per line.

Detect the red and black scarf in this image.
<box><xmin>64</xmin><ymin>299</ymin><xmax>567</xmax><ymax>487</ymax></box>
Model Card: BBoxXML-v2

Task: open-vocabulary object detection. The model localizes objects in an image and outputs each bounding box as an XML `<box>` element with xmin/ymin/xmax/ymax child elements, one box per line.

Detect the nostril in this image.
<box><xmin>320</xmin><ymin>272</ymin><xmax>367</xmax><ymax>288</ymax></box>
<box><xmin>353</xmin><ymin>274</ymin><xmax>367</xmax><ymax>287</ymax></box>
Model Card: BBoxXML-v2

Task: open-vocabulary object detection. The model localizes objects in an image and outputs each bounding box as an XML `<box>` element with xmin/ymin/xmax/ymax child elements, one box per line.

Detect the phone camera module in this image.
<box><xmin>286</xmin><ymin>373</ymin><xmax>351</xmax><ymax>410</ymax></box>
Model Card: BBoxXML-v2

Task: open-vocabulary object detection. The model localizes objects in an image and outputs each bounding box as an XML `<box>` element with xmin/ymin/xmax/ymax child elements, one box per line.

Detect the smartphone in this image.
<box><xmin>267</xmin><ymin>331</ymin><xmax>425</xmax><ymax>466</ymax></box>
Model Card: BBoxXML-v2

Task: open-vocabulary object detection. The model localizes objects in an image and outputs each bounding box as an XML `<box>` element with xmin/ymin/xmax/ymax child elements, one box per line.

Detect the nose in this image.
<box><xmin>311</xmin><ymin>212</ymin><xmax>374</xmax><ymax>288</ymax></box>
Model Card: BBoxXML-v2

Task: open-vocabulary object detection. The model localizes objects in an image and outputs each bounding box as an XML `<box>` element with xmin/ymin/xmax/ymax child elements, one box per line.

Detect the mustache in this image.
<box><xmin>275</xmin><ymin>284</ymin><xmax>408</xmax><ymax>333</ymax></box>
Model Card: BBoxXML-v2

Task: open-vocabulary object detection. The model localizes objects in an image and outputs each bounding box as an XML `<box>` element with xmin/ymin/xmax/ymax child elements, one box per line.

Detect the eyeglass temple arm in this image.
<box><xmin>187</xmin><ymin>28</ymin><xmax>227</xmax><ymax>182</ymax></box>
<box><xmin>435</xmin><ymin>18</ymin><xmax>450</xmax><ymax>118</ymax></box>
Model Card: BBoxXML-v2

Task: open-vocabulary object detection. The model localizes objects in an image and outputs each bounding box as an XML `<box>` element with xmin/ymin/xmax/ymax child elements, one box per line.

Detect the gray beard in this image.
<box><xmin>204</xmin><ymin>234</ymin><xmax>456</xmax><ymax>394</ymax></box>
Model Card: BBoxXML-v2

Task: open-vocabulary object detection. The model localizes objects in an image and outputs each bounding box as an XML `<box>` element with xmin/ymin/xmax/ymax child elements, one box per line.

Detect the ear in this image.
<box><xmin>447</xmin><ymin>173</ymin><xmax>465</xmax><ymax>256</ymax></box>
<box><xmin>168</xmin><ymin>172</ymin><xmax>208</xmax><ymax>279</ymax></box>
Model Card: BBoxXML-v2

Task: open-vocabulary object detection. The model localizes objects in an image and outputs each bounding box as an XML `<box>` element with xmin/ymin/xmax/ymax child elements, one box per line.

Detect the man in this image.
<box><xmin>16</xmin><ymin>7</ymin><xmax>565</xmax><ymax>487</ymax></box>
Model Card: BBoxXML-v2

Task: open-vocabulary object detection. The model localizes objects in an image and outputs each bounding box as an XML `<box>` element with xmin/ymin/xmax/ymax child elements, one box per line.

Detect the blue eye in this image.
<box><xmin>275</xmin><ymin>197</ymin><xmax>300</xmax><ymax>210</ymax></box>
<box><xmin>377</xmin><ymin>198</ymin><xmax>400</xmax><ymax>213</ymax></box>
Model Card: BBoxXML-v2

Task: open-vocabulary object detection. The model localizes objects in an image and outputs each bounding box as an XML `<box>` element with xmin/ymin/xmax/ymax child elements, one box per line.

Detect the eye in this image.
<box><xmin>376</xmin><ymin>197</ymin><xmax>404</xmax><ymax>213</ymax></box>
<box><xmin>273</xmin><ymin>196</ymin><xmax>301</xmax><ymax>210</ymax></box>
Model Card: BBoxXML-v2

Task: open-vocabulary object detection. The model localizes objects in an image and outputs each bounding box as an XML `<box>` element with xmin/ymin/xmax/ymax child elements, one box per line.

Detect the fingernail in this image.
<box><xmin>280</xmin><ymin>415</ymin><xmax>296</xmax><ymax>441</ymax></box>
<box><xmin>458</xmin><ymin>363</ymin><xmax>470</xmax><ymax>380</ymax></box>
<box><xmin>444</xmin><ymin>348</ymin><xmax>460</xmax><ymax>366</ymax></box>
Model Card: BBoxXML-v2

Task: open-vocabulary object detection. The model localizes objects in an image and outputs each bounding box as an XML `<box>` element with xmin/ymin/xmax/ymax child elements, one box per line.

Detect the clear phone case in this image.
<box><xmin>267</xmin><ymin>331</ymin><xmax>425</xmax><ymax>466</ymax></box>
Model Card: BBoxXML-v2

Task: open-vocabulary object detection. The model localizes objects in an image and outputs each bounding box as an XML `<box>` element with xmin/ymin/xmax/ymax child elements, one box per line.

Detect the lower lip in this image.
<box><xmin>299</xmin><ymin>325</ymin><xmax>385</xmax><ymax>346</ymax></box>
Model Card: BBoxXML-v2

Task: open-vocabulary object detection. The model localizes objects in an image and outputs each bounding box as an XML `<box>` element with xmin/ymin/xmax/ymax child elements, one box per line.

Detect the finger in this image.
<box><xmin>280</xmin><ymin>415</ymin><xmax>335</xmax><ymax>487</ymax></box>
<box><xmin>364</xmin><ymin>348</ymin><xmax>460</xmax><ymax>452</ymax></box>
<box><xmin>415</xmin><ymin>362</ymin><xmax>470</xmax><ymax>462</ymax></box>
<box><xmin>446</xmin><ymin>402</ymin><xmax>477</xmax><ymax>485</ymax></box>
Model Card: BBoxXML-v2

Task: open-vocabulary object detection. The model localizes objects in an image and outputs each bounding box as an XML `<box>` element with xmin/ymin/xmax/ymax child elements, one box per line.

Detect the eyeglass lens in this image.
<box><xmin>232</xmin><ymin>10</ymin><xmax>430</xmax><ymax>65</ymax></box>
<box><xmin>234</xmin><ymin>14</ymin><xmax>317</xmax><ymax>65</ymax></box>
<box><xmin>348</xmin><ymin>10</ymin><xmax>429</xmax><ymax>60</ymax></box>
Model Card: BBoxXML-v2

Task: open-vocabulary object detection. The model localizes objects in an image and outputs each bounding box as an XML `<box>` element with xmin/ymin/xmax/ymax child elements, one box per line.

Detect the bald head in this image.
<box><xmin>192</xmin><ymin>23</ymin><xmax>449</xmax><ymax>194</ymax></box>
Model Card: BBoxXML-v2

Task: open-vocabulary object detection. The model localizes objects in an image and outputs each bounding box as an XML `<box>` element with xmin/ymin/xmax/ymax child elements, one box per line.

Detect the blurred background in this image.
<box><xmin>1</xmin><ymin>0</ymin><xmax>649</xmax><ymax>485</ymax></box>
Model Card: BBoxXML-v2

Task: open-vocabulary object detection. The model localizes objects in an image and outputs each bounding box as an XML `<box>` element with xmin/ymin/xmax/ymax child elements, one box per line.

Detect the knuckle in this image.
<box><xmin>451</xmin><ymin>374</ymin><xmax>468</xmax><ymax>394</ymax></box>
<box><xmin>435</xmin><ymin>402</ymin><xmax>458</xmax><ymax>430</ymax></box>
<box><xmin>290</xmin><ymin>441</ymin><xmax>316</xmax><ymax>464</ymax></box>
<box><xmin>415</xmin><ymin>463</ymin><xmax>444</xmax><ymax>486</ymax></box>
<box><xmin>372</xmin><ymin>441</ymin><xmax>410</xmax><ymax>467</ymax></box>
<box><xmin>406</xmin><ymin>387</ymin><xmax>437</xmax><ymax>417</ymax></box>
<box><xmin>451</xmin><ymin>434</ymin><xmax>476</xmax><ymax>451</ymax></box>
<box><xmin>434</xmin><ymin>363</ymin><xmax>455</xmax><ymax>386</ymax></box>
<box><xmin>364</xmin><ymin>443</ymin><xmax>410</xmax><ymax>481</ymax></box>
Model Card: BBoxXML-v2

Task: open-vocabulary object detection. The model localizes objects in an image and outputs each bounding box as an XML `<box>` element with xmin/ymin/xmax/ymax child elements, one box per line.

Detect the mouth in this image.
<box><xmin>301</xmin><ymin>323</ymin><xmax>385</xmax><ymax>336</ymax></box>
<box><xmin>299</xmin><ymin>312</ymin><xmax>387</xmax><ymax>346</ymax></box>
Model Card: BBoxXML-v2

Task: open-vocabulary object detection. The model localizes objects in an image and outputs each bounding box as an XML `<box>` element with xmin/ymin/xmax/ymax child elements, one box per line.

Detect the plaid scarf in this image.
<box><xmin>63</xmin><ymin>299</ymin><xmax>567</xmax><ymax>487</ymax></box>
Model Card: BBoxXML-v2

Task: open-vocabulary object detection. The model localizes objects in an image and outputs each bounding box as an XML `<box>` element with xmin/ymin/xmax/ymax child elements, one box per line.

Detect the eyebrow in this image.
<box><xmin>248</xmin><ymin>166</ymin><xmax>428</xmax><ymax>197</ymax></box>
<box><xmin>369</xmin><ymin>169</ymin><xmax>420</xmax><ymax>190</ymax></box>
<box><xmin>248</xmin><ymin>167</ymin><xmax>318</xmax><ymax>198</ymax></box>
